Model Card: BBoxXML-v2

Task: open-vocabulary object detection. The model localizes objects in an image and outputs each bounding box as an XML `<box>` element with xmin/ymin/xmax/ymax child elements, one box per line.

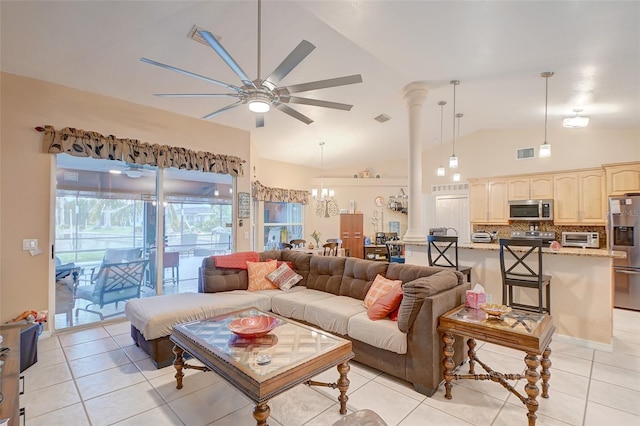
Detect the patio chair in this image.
<box><xmin>75</xmin><ymin>258</ymin><xmax>148</xmax><ymax>320</ymax></box>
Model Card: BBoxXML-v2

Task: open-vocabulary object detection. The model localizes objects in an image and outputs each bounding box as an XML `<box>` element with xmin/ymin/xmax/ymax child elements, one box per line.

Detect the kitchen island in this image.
<box><xmin>400</xmin><ymin>241</ymin><xmax>625</xmax><ymax>349</ymax></box>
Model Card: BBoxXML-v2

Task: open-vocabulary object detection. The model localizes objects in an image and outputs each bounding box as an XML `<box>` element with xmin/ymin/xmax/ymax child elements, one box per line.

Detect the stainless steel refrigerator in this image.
<box><xmin>610</xmin><ymin>195</ymin><xmax>640</xmax><ymax>311</ymax></box>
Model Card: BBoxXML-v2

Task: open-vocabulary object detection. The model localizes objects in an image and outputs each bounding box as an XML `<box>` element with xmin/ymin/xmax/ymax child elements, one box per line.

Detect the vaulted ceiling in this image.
<box><xmin>2</xmin><ymin>1</ymin><xmax>638</xmax><ymax>168</ymax></box>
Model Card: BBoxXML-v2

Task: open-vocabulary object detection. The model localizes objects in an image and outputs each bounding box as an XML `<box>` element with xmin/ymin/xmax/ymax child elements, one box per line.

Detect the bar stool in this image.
<box><xmin>499</xmin><ymin>238</ymin><xmax>551</xmax><ymax>314</ymax></box>
<box><xmin>427</xmin><ymin>235</ymin><xmax>471</xmax><ymax>282</ymax></box>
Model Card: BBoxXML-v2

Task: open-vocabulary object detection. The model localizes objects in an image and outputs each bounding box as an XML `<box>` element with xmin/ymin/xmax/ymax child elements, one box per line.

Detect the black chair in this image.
<box><xmin>385</xmin><ymin>242</ymin><xmax>405</xmax><ymax>263</ymax></box>
<box><xmin>427</xmin><ymin>235</ymin><xmax>471</xmax><ymax>282</ymax></box>
<box><xmin>499</xmin><ymin>238</ymin><xmax>551</xmax><ymax>314</ymax></box>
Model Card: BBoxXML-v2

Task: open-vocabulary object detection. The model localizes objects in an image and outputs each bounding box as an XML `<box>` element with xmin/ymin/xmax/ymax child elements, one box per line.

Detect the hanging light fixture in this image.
<box><xmin>539</xmin><ymin>71</ymin><xmax>554</xmax><ymax>158</ymax></box>
<box><xmin>437</xmin><ymin>100</ymin><xmax>446</xmax><ymax>177</ymax></box>
<box><xmin>313</xmin><ymin>142</ymin><xmax>339</xmax><ymax>218</ymax></box>
<box><xmin>453</xmin><ymin>112</ymin><xmax>463</xmax><ymax>182</ymax></box>
<box><xmin>449</xmin><ymin>80</ymin><xmax>460</xmax><ymax>168</ymax></box>
<box><xmin>563</xmin><ymin>108</ymin><xmax>589</xmax><ymax>128</ymax></box>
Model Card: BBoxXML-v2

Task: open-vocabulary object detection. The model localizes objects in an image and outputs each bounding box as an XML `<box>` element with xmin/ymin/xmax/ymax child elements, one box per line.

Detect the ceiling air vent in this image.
<box><xmin>516</xmin><ymin>147</ymin><xmax>535</xmax><ymax>160</ymax></box>
<box><xmin>374</xmin><ymin>114</ymin><xmax>391</xmax><ymax>123</ymax></box>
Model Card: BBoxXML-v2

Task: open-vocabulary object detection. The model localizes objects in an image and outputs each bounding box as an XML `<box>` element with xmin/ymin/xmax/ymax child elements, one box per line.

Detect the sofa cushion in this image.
<box><xmin>124</xmin><ymin>291</ymin><xmax>272</xmax><ymax>340</ymax></box>
<box><xmin>266</xmin><ymin>263</ymin><xmax>303</xmax><ymax>290</ymax></box>
<box><xmin>271</xmin><ymin>288</ymin><xmax>335</xmax><ymax>320</ymax></box>
<box><xmin>306</xmin><ymin>256</ymin><xmax>347</xmax><ymax>295</ymax></box>
<box><xmin>386</xmin><ymin>262</ymin><xmax>464</xmax><ymax>285</ymax></box>
<box><xmin>363</xmin><ymin>275</ymin><xmax>402</xmax><ymax>308</ymax></box>
<box><xmin>397</xmin><ymin>270</ymin><xmax>460</xmax><ymax>333</ymax></box>
<box><xmin>367</xmin><ymin>282</ymin><xmax>403</xmax><ymax>320</ymax></box>
<box><xmin>199</xmin><ymin>256</ymin><xmax>249</xmax><ymax>293</ymax></box>
<box><xmin>348</xmin><ymin>312</ymin><xmax>407</xmax><ymax>354</ymax></box>
<box><xmin>304</xmin><ymin>296</ymin><xmax>366</xmax><ymax>335</ymax></box>
<box><xmin>339</xmin><ymin>258</ymin><xmax>389</xmax><ymax>300</ymax></box>
<box><xmin>247</xmin><ymin>260</ymin><xmax>278</xmax><ymax>291</ymax></box>
<box><xmin>259</xmin><ymin>250</ymin><xmax>283</xmax><ymax>262</ymax></box>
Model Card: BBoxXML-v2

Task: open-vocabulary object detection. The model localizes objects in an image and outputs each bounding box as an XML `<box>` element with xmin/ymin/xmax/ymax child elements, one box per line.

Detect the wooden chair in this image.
<box><xmin>290</xmin><ymin>239</ymin><xmax>306</xmax><ymax>248</ymax></box>
<box><xmin>147</xmin><ymin>250</ymin><xmax>180</xmax><ymax>290</ymax></box>
<box><xmin>75</xmin><ymin>258</ymin><xmax>148</xmax><ymax>320</ymax></box>
<box><xmin>322</xmin><ymin>242</ymin><xmax>339</xmax><ymax>256</ymax></box>
<box><xmin>278</xmin><ymin>242</ymin><xmax>293</xmax><ymax>250</ymax></box>
<box><xmin>427</xmin><ymin>235</ymin><xmax>471</xmax><ymax>282</ymax></box>
<box><xmin>499</xmin><ymin>238</ymin><xmax>551</xmax><ymax>314</ymax></box>
<box><xmin>326</xmin><ymin>238</ymin><xmax>342</xmax><ymax>246</ymax></box>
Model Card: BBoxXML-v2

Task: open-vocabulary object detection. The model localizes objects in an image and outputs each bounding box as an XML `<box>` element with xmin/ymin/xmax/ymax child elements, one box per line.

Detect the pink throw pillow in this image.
<box><xmin>247</xmin><ymin>261</ymin><xmax>278</xmax><ymax>291</ymax></box>
<box><xmin>367</xmin><ymin>282</ymin><xmax>403</xmax><ymax>320</ymax></box>
<box><xmin>363</xmin><ymin>274</ymin><xmax>402</xmax><ymax>308</ymax></box>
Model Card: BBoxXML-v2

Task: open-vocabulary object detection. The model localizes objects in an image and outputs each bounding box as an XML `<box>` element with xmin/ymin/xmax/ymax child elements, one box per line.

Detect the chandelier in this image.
<box><xmin>312</xmin><ymin>142</ymin><xmax>339</xmax><ymax>218</ymax></box>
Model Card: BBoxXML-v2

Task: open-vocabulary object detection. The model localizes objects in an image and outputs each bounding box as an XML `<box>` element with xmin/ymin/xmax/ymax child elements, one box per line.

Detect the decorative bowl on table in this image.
<box><xmin>479</xmin><ymin>303</ymin><xmax>512</xmax><ymax>318</ymax></box>
<box><xmin>228</xmin><ymin>315</ymin><xmax>279</xmax><ymax>338</ymax></box>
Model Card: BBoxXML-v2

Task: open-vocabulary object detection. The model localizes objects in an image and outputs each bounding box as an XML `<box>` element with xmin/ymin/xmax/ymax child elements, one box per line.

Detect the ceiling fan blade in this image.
<box><xmin>287</xmin><ymin>96</ymin><xmax>353</xmax><ymax>111</ymax></box>
<box><xmin>202</xmin><ymin>100</ymin><xmax>243</xmax><ymax>120</ymax></box>
<box><xmin>285</xmin><ymin>74</ymin><xmax>363</xmax><ymax>94</ymax></box>
<box><xmin>153</xmin><ymin>93</ymin><xmax>239</xmax><ymax>98</ymax></box>
<box><xmin>140</xmin><ymin>58</ymin><xmax>241</xmax><ymax>91</ymax></box>
<box><xmin>263</xmin><ymin>40</ymin><xmax>315</xmax><ymax>89</ymax></box>
<box><xmin>256</xmin><ymin>114</ymin><xmax>265</xmax><ymax>128</ymax></box>
<box><xmin>276</xmin><ymin>104</ymin><xmax>314</xmax><ymax>125</ymax></box>
<box><xmin>197</xmin><ymin>30</ymin><xmax>256</xmax><ymax>89</ymax></box>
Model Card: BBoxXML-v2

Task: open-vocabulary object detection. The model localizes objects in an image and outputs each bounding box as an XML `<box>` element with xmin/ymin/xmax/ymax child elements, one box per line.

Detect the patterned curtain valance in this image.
<box><xmin>42</xmin><ymin>125</ymin><xmax>244</xmax><ymax>177</ymax></box>
<box><xmin>252</xmin><ymin>180</ymin><xmax>309</xmax><ymax>204</ymax></box>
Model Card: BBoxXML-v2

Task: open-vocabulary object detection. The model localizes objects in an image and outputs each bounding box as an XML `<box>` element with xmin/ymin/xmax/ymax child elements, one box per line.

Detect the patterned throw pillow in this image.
<box><xmin>247</xmin><ymin>261</ymin><xmax>278</xmax><ymax>291</ymax></box>
<box><xmin>367</xmin><ymin>282</ymin><xmax>403</xmax><ymax>320</ymax></box>
<box><xmin>266</xmin><ymin>263</ymin><xmax>303</xmax><ymax>290</ymax></box>
<box><xmin>363</xmin><ymin>274</ymin><xmax>403</xmax><ymax>308</ymax></box>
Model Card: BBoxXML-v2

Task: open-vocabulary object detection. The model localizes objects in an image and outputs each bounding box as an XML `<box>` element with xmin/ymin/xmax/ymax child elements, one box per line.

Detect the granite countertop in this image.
<box><xmin>398</xmin><ymin>240</ymin><xmax>626</xmax><ymax>259</ymax></box>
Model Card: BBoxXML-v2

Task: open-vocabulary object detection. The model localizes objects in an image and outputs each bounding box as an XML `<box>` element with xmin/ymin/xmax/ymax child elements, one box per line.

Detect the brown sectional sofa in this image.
<box><xmin>127</xmin><ymin>250</ymin><xmax>470</xmax><ymax>396</ymax></box>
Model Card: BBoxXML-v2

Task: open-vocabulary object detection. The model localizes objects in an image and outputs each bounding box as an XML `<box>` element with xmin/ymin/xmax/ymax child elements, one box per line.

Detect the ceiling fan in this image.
<box><xmin>110</xmin><ymin>164</ymin><xmax>153</xmax><ymax>179</ymax></box>
<box><xmin>140</xmin><ymin>0</ymin><xmax>363</xmax><ymax>127</ymax></box>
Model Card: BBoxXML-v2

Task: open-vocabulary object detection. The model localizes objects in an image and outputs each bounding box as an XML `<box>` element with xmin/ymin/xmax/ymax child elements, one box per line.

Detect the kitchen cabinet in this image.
<box><xmin>340</xmin><ymin>213</ymin><xmax>364</xmax><ymax>259</ymax></box>
<box><xmin>604</xmin><ymin>162</ymin><xmax>640</xmax><ymax>195</ymax></box>
<box><xmin>508</xmin><ymin>175</ymin><xmax>554</xmax><ymax>200</ymax></box>
<box><xmin>469</xmin><ymin>179</ymin><xmax>508</xmax><ymax>224</ymax></box>
<box><xmin>553</xmin><ymin>169</ymin><xmax>606</xmax><ymax>224</ymax></box>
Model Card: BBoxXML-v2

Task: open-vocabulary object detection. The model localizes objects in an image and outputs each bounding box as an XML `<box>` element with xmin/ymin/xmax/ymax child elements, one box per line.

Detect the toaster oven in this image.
<box><xmin>561</xmin><ymin>232</ymin><xmax>600</xmax><ymax>248</ymax></box>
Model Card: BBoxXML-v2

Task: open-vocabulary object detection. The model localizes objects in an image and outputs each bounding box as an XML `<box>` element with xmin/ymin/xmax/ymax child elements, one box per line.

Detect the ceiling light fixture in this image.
<box><xmin>540</xmin><ymin>71</ymin><xmax>554</xmax><ymax>158</ymax></box>
<box><xmin>313</xmin><ymin>142</ymin><xmax>339</xmax><ymax>218</ymax></box>
<box><xmin>453</xmin><ymin>173</ymin><xmax>461</xmax><ymax>182</ymax></box>
<box><xmin>563</xmin><ymin>108</ymin><xmax>589</xmax><ymax>128</ymax></box>
<box><xmin>214</xmin><ymin>189</ymin><xmax>220</xmax><ymax>197</ymax></box>
<box><xmin>449</xmin><ymin>80</ymin><xmax>460</xmax><ymax>168</ymax></box>
<box><xmin>247</xmin><ymin>92</ymin><xmax>271</xmax><ymax>113</ymax></box>
<box><xmin>453</xmin><ymin>112</ymin><xmax>463</xmax><ymax>182</ymax></box>
<box><xmin>437</xmin><ymin>100</ymin><xmax>446</xmax><ymax>177</ymax></box>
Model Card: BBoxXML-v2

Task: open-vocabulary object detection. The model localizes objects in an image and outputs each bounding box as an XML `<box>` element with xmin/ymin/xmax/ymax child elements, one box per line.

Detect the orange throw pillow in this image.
<box><xmin>363</xmin><ymin>274</ymin><xmax>402</xmax><ymax>308</ymax></box>
<box><xmin>367</xmin><ymin>282</ymin><xmax>403</xmax><ymax>320</ymax></box>
<box><xmin>247</xmin><ymin>261</ymin><xmax>278</xmax><ymax>291</ymax></box>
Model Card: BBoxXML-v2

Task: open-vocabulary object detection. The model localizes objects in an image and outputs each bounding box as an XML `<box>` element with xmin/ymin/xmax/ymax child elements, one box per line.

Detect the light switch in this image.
<box><xmin>244</xmin><ymin>232</ymin><xmax>249</xmax><ymax>239</ymax></box>
<box><xmin>22</xmin><ymin>239</ymin><xmax>38</xmax><ymax>251</ymax></box>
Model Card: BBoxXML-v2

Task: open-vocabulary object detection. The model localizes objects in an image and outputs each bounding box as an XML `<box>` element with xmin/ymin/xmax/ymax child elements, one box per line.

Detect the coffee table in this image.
<box><xmin>170</xmin><ymin>307</ymin><xmax>354</xmax><ymax>426</ymax></box>
<box><xmin>438</xmin><ymin>305</ymin><xmax>555</xmax><ymax>426</ymax></box>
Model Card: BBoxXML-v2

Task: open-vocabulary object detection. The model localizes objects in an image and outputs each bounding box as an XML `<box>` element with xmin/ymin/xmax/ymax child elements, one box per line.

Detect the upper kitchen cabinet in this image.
<box><xmin>469</xmin><ymin>178</ymin><xmax>508</xmax><ymax>224</ymax></box>
<box><xmin>508</xmin><ymin>175</ymin><xmax>554</xmax><ymax>200</ymax></box>
<box><xmin>553</xmin><ymin>169</ymin><xmax>606</xmax><ymax>225</ymax></box>
<box><xmin>604</xmin><ymin>162</ymin><xmax>640</xmax><ymax>195</ymax></box>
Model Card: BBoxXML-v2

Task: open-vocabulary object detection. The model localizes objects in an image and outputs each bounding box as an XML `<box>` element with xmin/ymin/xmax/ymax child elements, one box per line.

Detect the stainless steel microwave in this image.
<box><xmin>508</xmin><ymin>199</ymin><xmax>554</xmax><ymax>221</ymax></box>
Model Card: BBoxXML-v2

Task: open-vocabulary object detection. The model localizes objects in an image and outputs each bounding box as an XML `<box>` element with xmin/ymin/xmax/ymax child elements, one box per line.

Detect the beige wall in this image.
<box><xmin>423</xmin><ymin>127</ymin><xmax>640</xmax><ymax>189</ymax></box>
<box><xmin>0</xmin><ymin>72</ymin><xmax>251</xmax><ymax>324</ymax></box>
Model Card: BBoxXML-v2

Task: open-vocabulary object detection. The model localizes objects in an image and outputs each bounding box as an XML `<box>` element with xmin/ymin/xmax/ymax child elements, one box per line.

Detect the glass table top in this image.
<box><xmin>446</xmin><ymin>306</ymin><xmax>546</xmax><ymax>336</ymax></box>
<box><xmin>173</xmin><ymin>308</ymin><xmax>347</xmax><ymax>377</ymax></box>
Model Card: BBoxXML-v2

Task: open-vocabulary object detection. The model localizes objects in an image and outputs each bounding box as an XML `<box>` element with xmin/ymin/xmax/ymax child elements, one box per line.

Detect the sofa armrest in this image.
<box><xmin>397</xmin><ymin>270</ymin><xmax>462</xmax><ymax>333</ymax></box>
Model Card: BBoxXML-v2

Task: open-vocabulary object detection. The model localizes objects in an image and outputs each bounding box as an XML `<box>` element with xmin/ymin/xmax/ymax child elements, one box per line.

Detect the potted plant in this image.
<box><xmin>310</xmin><ymin>230</ymin><xmax>321</xmax><ymax>248</ymax></box>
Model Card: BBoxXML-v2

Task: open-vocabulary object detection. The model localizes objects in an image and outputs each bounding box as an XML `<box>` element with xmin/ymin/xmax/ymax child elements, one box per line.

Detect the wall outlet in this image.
<box><xmin>22</xmin><ymin>239</ymin><xmax>38</xmax><ymax>251</ymax></box>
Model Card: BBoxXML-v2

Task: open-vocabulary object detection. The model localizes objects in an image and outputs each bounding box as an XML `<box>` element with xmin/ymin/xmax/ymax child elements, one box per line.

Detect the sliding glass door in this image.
<box><xmin>53</xmin><ymin>155</ymin><xmax>233</xmax><ymax>329</ymax></box>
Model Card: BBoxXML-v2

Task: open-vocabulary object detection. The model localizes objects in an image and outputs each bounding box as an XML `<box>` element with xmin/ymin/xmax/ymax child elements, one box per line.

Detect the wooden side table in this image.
<box><xmin>438</xmin><ymin>305</ymin><xmax>555</xmax><ymax>426</ymax></box>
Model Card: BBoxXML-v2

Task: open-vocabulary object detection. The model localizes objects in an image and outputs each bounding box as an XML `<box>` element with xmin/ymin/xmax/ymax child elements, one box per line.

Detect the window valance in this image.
<box><xmin>252</xmin><ymin>180</ymin><xmax>309</xmax><ymax>204</ymax></box>
<box><xmin>41</xmin><ymin>125</ymin><xmax>244</xmax><ymax>177</ymax></box>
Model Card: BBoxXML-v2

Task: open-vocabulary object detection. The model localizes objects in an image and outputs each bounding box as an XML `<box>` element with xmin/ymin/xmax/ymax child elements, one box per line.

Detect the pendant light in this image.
<box><xmin>449</xmin><ymin>80</ymin><xmax>460</xmax><ymax>168</ymax></box>
<box><xmin>452</xmin><ymin>112</ymin><xmax>463</xmax><ymax>182</ymax></box>
<box><xmin>437</xmin><ymin>100</ymin><xmax>446</xmax><ymax>177</ymax></box>
<box><xmin>313</xmin><ymin>142</ymin><xmax>338</xmax><ymax>218</ymax></box>
<box><xmin>539</xmin><ymin>71</ymin><xmax>554</xmax><ymax>158</ymax></box>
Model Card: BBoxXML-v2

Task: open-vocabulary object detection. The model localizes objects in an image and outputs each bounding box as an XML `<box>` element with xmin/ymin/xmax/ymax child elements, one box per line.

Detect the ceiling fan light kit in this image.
<box><xmin>141</xmin><ymin>0</ymin><xmax>362</xmax><ymax>128</ymax></box>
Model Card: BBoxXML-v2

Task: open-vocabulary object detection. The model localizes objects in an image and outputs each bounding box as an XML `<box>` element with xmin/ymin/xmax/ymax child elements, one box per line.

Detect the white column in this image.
<box><xmin>402</xmin><ymin>82</ymin><xmax>428</xmax><ymax>242</ymax></box>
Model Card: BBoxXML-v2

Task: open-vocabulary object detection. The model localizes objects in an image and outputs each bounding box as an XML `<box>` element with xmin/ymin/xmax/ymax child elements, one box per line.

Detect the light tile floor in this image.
<box><xmin>23</xmin><ymin>309</ymin><xmax>640</xmax><ymax>425</ymax></box>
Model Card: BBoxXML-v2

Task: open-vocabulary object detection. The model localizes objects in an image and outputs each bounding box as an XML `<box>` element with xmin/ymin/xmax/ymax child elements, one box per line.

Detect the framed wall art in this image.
<box><xmin>237</xmin><ymin>192</ymin><xmax>250</xmax><ymax>218</ymax></box>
